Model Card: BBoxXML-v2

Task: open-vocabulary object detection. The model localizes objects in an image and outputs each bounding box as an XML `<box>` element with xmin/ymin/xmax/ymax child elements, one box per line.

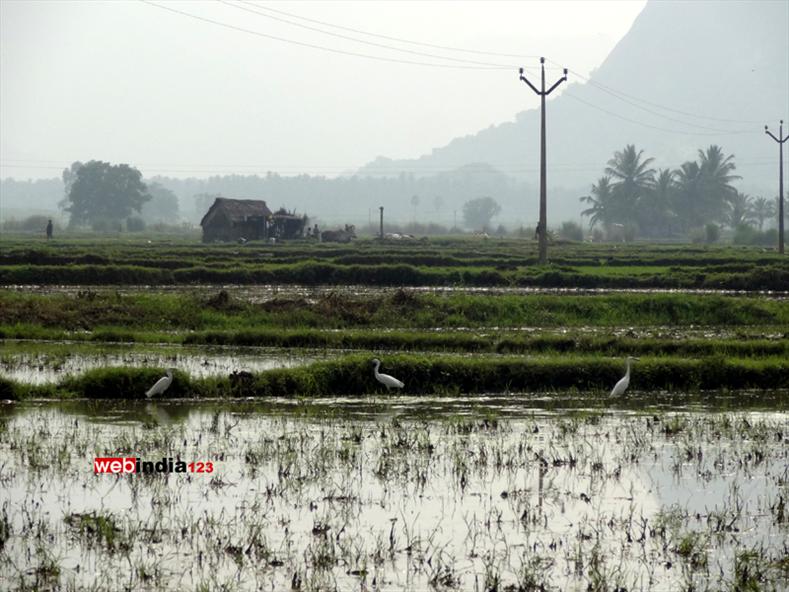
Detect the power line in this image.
<box><xmin>221</xmin><ymin>0</ymin><xmax>515</xmax><ymax>69</ymax></box>
<box><xmin>140</xmin><ymin>1</ymin><xmax>763</xmax><ymax>138</ymax></box>
<box><xmin>570</xmin><ymin>76</ymin><xmax>752</xmax><ymax>134</ymax></box>
<box><xmin>237</xmin><ymin>0</ymin><xmax>542</xmax><ymax>60</ymax></box>
<box><xmin>546</xmin><ymin>58</ymin><xmax>764</xmax><ymax>125</ymax></box>
<box><xmin>139</xmin><ymin>0</ymin><xmax>507</xmax><ymax>70</ymax></box>
<box><xmin>1</xmin><ymin>160</ymin><xmax>778</xmax><ymax>175</ymax></box>
<box><xmin>562</xmin><ymin>91</ymin><xmax>758</xmax><ymax>137</ymax></box>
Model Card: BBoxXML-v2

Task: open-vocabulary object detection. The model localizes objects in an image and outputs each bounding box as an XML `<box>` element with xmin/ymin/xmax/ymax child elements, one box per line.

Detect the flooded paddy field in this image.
<box><xmin>1</xmin><ymin>398</ymin><xmax>786</xmax><ymax>592</ymax></box>
<box><xmin>1</xmin><ymin>239</ymin><xmax>787</xmax><ymax>590</ymax></box>
<box><xmin>4</xmin><ymin>283</ymin><xmax>789</xmax><ymax>302</ymax></box>
<box><xmin>0</xmin><ymin>342</ymin><xmax>331</xmax><ymax>385</ymax></box>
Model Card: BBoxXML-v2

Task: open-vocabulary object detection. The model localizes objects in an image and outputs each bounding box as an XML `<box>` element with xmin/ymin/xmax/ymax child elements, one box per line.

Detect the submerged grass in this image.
<box><xmin>4</xmin><ymin>354</ymin><xmax>789</xmax><ymax>400</ymax></box>
<box><xmin>185</xmin><ymin>328</ymin><xmax>789</xmax><ymax>357</ymax></box>
<box><xmin>3</xmin><ymin>402</ymin><xmax>787</xmax><ymax>591</ymax></box>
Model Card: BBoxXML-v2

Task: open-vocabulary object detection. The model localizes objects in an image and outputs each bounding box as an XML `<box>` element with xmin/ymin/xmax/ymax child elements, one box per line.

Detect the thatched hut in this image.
<box><xmin>270</xmin><ymin>208</ymin><xmax>308</xmax><ymax>240</ymax></box>
<box><xmin>200</xmin><ymin>198</ymin><xmax>273</xmax><ymax>243</ymax></box>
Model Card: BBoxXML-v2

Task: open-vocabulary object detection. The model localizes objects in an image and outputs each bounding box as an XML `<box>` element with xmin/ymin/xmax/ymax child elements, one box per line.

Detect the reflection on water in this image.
<box><xmin>6</xmin><ymin>283</ymin><xmax>789</xmax><ymax>301</ymax></box>
<box><xmin>0</xmin><ymin>399</ymin><xmax>786</xmax><ymax>591</ymax></box>
<box><xmin>0</xmin><ymin>342</ymin><xmax>331</xmax><ymax>384</ymax></box>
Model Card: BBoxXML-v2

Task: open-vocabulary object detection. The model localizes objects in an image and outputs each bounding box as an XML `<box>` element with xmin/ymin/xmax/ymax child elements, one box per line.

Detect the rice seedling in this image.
<box><xmin>1</xmin><ymin>399</ymin><xmax>785</xmax><ymax>591</ymax></box>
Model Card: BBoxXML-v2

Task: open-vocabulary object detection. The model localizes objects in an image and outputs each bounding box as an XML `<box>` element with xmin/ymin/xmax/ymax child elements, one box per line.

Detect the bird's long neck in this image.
<box><xmin>625</xmin><ymin>359</ymin><xmax>632</xmax><ymax>377</ymax></box>
<box><xmin>373</xmin><ymin>362</ymin><xmax>380</xmax><ymax>376</ymax></box>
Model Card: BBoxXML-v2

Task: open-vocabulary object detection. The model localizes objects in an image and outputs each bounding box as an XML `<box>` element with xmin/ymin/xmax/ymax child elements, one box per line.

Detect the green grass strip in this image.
<box><xmin>2</xmin><ymin>291</ymin><xmax>787</xmax><ymax>331</ymax></box>
<box><xmin>3</xmin><ymin>355</ymin><xmax>788</xmax><ymax>400</ymax></box>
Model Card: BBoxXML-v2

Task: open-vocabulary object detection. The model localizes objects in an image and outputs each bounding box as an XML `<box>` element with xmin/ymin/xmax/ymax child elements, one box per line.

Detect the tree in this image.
<box><xmin>605</xmin><ymin>144</ymin><xmax>655</xmax><ymax>230</ymax></box>
<box><xmin>605</xmin><ymin>145</ymin><xmax>656</xmax><ymax>195</ymax></box>
<box><xmin>697</xmin><ymin>145</ymin><xmax>740</xmax><ymax>223</ymax></box>
<box><xmin>193</xmin><ymin>193</ymin><xmax>220</xmax><ymax>223</ymax></box>
<box><xmin>672</xmin><ymin>146</ymin><xmax>739</xmax><ymax>231</ymax></box>
<box><xmin>462</xmin><ymin>197</ymin><xmax>501</xmax><ymax>230</ymax></box>
<box><xmin>62</xmin><ymin>161</ymin><xmax>150</xmax><ymax>227</ymax></box>
<box><xmin>750</xmin><ymin>196</ymin><xmax>775</xmax><ymax>230</ymax></box>
<box><xmin>580</xmin><ymin>176</ymin><xmax>615</xmax><ymax>230</ymax></box>
<box><xmin>410</xmin><ymin>194</ymin><xmax>420</xmax><ymax>222</ymax></box>
<box><xmin>724</xmin><ymin>191</ymin><xmax>754</xmax><ymax>229</ymax></box>
<box><xmin>673</xmin><ymin>161</ymin><xmax>703</xmax><ymax>231</ymax></box>
<box><xmin>432</xmin><ymin>195</ymin><xmax>444</xmax><ymax>214</ymax></box>
<box><xmin>645</xmin><ymin>168</ymin><xmax>677</xmax><ymax>237</ymax></box>
<box><xmin>61</xmin><ymin>161</ymin><xmax>83</xmax><ymax>198</ymax></box>
<box><xmin>141</xmin><ymin>182</ymin><xmax>180</xmax><ymax>224</ymax></box>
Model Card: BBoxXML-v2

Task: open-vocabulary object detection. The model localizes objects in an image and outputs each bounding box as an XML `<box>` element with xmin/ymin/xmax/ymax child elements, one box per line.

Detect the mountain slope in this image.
<box><xmin>358</xmin><ymin>0</ymin><xmax>788</xmax><ymax>207</ymax></box>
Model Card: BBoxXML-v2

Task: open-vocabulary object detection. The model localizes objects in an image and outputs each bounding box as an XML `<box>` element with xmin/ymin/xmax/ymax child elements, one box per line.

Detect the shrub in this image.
<box><xmin>689</xmin><ymin>227</ymin><xmax>706</xmax><ymax>244</ymax></box>
<box><xmin>126</xmin><ymin>217</ymin><xmax>146</xmax><ymax>232</ymax></box>
<box><xmin>705</xmin><ymin>223</ymin><xmax>720</xmax><ymax>244</ymax></box>
<box><xmin>559</xmin><ymin>221</ymin><xmax>584</xmax><ymax>242</ymax></box>
<box><xmin>1</xmin><ymin>215</ymin><xmax>57</xmax><ymax>233</ymax></box>
<box><xmin>733</xmin><ymin>224</ymin><xmax>776</xmax><ymax>246</ymax></box>
<box><xmin>91</xmin><ymin>218</ymin><xmax>121</xmax><ymax>233</ymax></box>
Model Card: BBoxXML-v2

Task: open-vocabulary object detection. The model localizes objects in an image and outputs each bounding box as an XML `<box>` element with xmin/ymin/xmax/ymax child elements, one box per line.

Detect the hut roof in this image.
<box><xmin>200</xmin><ymin>198</ymin><xmax>273</xmax><ymax>227</ymax></box>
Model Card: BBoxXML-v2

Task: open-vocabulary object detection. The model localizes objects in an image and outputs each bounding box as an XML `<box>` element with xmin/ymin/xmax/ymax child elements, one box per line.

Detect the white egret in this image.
<box><xmin>610</xmin><ymin>357</ymin><xmax>639</xmax><ymax>396</ymax></box>
<box><xmin>146</xmin><ymin>369</ymin><xmax>174</xmax><ymax>398</ymax></box>
<box><xmin>372</xmin><ymin>359</ymin><xmax>404</xmax><ymax>391</ymax></box>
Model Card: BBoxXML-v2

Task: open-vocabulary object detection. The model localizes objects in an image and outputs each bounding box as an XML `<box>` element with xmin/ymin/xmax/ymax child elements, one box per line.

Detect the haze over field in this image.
<box><xmin>1</xmin><ymin>0</ymin><xmax>787</xmax><ymax>228</ymax></box>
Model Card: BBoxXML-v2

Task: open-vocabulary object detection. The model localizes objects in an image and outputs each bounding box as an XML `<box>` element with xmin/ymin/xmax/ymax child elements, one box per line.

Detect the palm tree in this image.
<box><xmin>605</xmin><ymin>145</ymin><xmax>657</xmax><ymax>191</ymax></box>
<box><xmin>725</xmin><ymin>191</ymin><xmax>755</xmax><ymax>229</ymax></box>
<box><xmin>580</xmin><ymin>176</ymin><xmax>615</xmax><ymax>230</ymax></box>
<box><xmin>698</xmin><ymin>145</ymin><xmax>740</xmax><ymax>222</ymax></box>
<box><xmin>673</xmin><ymin>161</ymin><xmax>702</xmax><ymax>231</ymax></box>
<box><xmin>639</xmin><ymin>168</ymin><xmax>676</xmax><ymax>237</ymax></box>
<box><xmin>751</xmin><ymin>196</ymin><xmax>776</xmax><ymax>230</ymax></box>
<box><xmin>604</xmin><ymin>145</ymin><xmax>656</xmax><ymax>234</ymax></box>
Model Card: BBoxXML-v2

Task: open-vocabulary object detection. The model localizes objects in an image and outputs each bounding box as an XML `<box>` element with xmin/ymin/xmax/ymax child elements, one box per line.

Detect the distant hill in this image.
<box><xmin>357</xmin><ymin>0</ymin><xmax>789</xmax><ymax>219</ymax></box>
<box><xmin>3</xmin><ymin>1</ymin><xmax>785</xmax><ymax>228</ymax></box>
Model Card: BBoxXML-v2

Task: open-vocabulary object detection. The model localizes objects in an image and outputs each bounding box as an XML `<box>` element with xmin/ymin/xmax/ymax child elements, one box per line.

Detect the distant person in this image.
<box><xmin>313</xmin><ymin>224</ymin><xmax>320</xmax><ymax>241</ymax></box>
<box><xmin>46</xmin><ymin>219</ymin><xmax>53</xmax><ymax>240</ymax></box>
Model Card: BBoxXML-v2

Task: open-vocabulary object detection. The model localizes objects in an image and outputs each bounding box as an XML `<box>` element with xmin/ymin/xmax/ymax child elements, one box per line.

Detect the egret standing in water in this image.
<box><xmin>611</xmin><ymin>357</ymin><xmax>639</xmax><ymax>396</ymax></box>
<box><xmin>372</xmin><ymin>359</ymin><xmax>404</xmax><ymax>391</ymax></box>
<box><xmin>146</xmin><ymin>369</ymin><xmax>174</xmax><ymax>398</ymax></box>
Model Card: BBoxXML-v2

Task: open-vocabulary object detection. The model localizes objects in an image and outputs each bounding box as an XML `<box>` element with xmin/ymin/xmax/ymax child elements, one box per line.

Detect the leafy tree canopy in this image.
<box><xmin>61</xmin><ymin>160</ymin><xmax>150</xmax><ymax>227</ymax></box>
<box><xmin>462</xmin><ymin>196</ymin><xmax>501</xmax><ymax>231</ymax></box>
<box><xmin>581</xmin><ymin>144</ymin><xmax>741</xmax><ymax>239</ymax></box>
<box><xmin>141</xmin><ymin>182</ymin><xmax>179</xmax><ymax>223</ymax></box>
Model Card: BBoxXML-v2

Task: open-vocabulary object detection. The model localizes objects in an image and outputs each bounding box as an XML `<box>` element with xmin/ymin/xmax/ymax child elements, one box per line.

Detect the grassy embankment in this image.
<box><xmin>1</xmin><ymin>289</ymin><xmax>787</xmax><ymax>400</ymax></box>
<box><xmin>2</xmin><ymin>354</ymin><xmax>788</xmax><ymax>401</ymax></box>
<box><xmin>1</xmin><ymin>236</ymin><xmax>787</xmax><ymax>289</ymax></box>
<box><xmin>2</xmin><ymin>238</ymin><xmax>787</xmax><ymax>399</ymax></box>
<box><xmin>1</xmin><ymin>289</ymin><xmax>787</xmax><ymax>344</ymax></box>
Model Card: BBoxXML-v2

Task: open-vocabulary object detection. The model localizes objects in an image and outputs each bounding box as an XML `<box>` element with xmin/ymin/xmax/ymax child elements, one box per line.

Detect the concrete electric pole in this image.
<box><xmin>519</xmin><ymin>58</ymin><xmax>567</xmax><ymax>264</ymax></box>
<box><xmin>765</xmin><ymin>120</ymin><xmax>788</xmax><ymax>254</ymax></box>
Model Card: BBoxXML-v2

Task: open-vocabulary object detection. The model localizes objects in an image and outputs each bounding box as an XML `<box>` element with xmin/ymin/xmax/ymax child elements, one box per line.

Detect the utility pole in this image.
<box><xmin>379</xmin><ymin>206</ymin><xmax>384</xmax><ymax>239</ymax></box>
<box><xmin>519</xmin><ymin>57</ymin><xmax>567</xmax><ymax>264</ymax></box>
<box><xmin>765</xmin><ymin>120</ymin><xmax>788</xmax><ymax>254</ymax></box>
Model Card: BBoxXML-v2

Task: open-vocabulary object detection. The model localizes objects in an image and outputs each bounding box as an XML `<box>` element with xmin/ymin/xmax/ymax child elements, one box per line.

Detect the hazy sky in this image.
<box><xmin>0</xmin><ymin>0</ymin><xmax>646</xmax><ymax>180</ymax></box>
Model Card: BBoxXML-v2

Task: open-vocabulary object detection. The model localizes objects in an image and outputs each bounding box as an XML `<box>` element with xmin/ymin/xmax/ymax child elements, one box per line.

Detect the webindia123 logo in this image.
<box><xmin>94</xmin><ymin>457</ymin><xmax>214</xmax><ymax>474</ymax></box>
